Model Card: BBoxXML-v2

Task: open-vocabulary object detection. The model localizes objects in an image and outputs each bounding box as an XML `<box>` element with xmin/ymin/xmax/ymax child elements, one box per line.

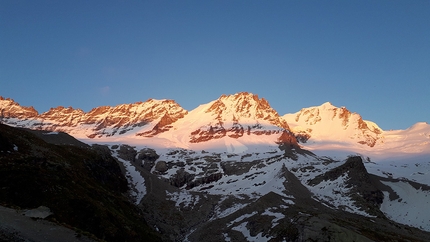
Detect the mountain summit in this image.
<box><xmin>205</xmin><ymin>92</ymin><xmax>289</xmax><ymax>129</ymax></box>
<box><xmin>0</xmin><ymin>97</ymin><xmax>38</xmax><ymax>119</ymax></box>
<box><xmin>167</xmin><ymin>92</ymin><xmax>293</xmax><ymax>143</ymax></box>
<box><xmin>283</xmin><ymin>102</ymin><xmax>383</xmax><ymax>147</ymax></box>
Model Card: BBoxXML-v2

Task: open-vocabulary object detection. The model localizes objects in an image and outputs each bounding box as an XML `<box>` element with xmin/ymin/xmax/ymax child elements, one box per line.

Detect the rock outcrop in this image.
<box><xmin>0</xmin><ymin>97</ymin><xmax>38</xmax><ymax>119</ymax></box>
<box><xmin>308</xmin><ymin>156</ymin><xmax>384</xmax><ymax>216</ymax></box>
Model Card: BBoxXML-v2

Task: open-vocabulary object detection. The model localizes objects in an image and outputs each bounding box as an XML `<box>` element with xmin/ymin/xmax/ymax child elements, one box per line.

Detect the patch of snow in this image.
<box><xmin>223</xmin><ymin>233</ymin><xmax>231</xmax><ymax>242</ymax></box>
<box><xmin>113</xmin><ymin>154</ymin><xmax>146</xmax><ymax>204</ymax></box>
<box><xmin>380</xmin><ymin>181</ymin><xmax>430</xmax><ymax>232</ymax></box>
<box><xmin>188</xmin><ymin>152</ymin><xmax>290</xmax><ymax>199</ymax></box>
<box><xmin>365</xmin><ymin>155</ymin><xmax>430</xmax><ymax>186</ymax></box>
<box><xmin>213</xmin><ymin>200</ymin><xmax>249</xmax><ymax>219</ymax></box>
<box><xmin>166</xmin><ymin>190</ymin><xmax>200</xmax><ymax>209</ymax></box>
<box><xmin>22</xmin><ymin>206</ymin><xmax>52</xmax><ymax>219</ymax></box>
<box><xmin>262</xmin><ymin>208</ymin><xmax>285</xmax><ymax>227</ymax></box>
<box><xmin>227</xmin><ymin>211</ymin><xmax>257</xmax><ymax>227</ymax></box>
<box><xmin>43</xmin><ymin>131</ymin><xmax>59</xmax><ymax>135</ymax></box>
<box><xmin>13</xmin><ymin>144</ymin><xmax>18</xmax><ymax>151</ymax></box>
<box><xmin>282</xmin><ymin>198</ymin><xmax>295</xmax><ymax>205</ymax></box>
<box><xmin>232</xmin><ymin>222</ymin><xmax>267</xmax><ymax>242</ymax></box>
<box><xmin>307</xmin><ymin>174</ymin><xmax>373</xmax><ymax>217</ymax></box>
<box><xmin>183</xmin><ymin>228</ymin><xmax>196</xmax><ymax>242</ymax></box>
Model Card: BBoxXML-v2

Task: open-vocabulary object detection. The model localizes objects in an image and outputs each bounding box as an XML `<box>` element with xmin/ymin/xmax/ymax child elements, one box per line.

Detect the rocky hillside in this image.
<box><xmin>0</xmin><ymin>123</ymin><xmax>161</xmax><ymax>241</ymax></box>
<box><xmin>109</xmin><ymin>142</ymin><xmax>430</xmax><ymax>241</ymax></box>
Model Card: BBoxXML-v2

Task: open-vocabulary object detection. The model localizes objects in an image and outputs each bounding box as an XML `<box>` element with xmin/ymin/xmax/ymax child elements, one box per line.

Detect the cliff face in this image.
<box><xmin>77</xmin><ymin>99</ymin><xmax>187</xmax><ymax>138</ymax></box>
<box><xmin>0</xmin><ymin>97</ymin><xmax>38</xmax><ymax>119</ymax></box>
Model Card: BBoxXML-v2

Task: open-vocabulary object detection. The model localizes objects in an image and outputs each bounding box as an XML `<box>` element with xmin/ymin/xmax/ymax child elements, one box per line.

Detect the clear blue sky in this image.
<box><xmin>1</xmin><ymin>0</ymin><xmax>429</xmax><ymax>130</ymax></box>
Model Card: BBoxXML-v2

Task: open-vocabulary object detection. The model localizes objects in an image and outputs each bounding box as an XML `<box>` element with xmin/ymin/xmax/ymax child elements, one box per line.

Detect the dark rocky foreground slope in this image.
<box><xmin>0</xmin><ymin>124</ymin><xmax>161</xmax><ymax>241</ymax></box>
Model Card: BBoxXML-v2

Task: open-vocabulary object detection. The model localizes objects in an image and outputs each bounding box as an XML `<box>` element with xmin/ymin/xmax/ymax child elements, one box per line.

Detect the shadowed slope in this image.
<box><xmin>0</xmin><ymin>123</ymin><xmax>161</xmax><ymax>241</ymax></box>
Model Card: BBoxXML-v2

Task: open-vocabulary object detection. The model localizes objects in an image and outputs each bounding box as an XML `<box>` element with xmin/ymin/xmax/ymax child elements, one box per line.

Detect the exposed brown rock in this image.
<box><xmin>0</xmin><ymin>97</ymin><xmax>38</xmax><ymax>119</ymax></box>
<box><xmin>1</xmin><ymin>97</ymin><xmax>187</xmax><ymax>138</ymax></box>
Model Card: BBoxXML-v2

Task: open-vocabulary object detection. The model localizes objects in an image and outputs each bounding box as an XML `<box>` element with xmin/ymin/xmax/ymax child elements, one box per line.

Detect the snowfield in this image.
<box><xmin>380</xmin><ymin>181</ymin><xmax>430</xmax><ymax>232</ymax></box>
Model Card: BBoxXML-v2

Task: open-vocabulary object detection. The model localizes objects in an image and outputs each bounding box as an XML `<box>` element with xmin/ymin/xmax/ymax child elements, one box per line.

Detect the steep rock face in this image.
<box><xmin>0</xmin><ymin>97</ymin><xmax>38</xmax><ymax>120</ymax></box>
<box><xmin>37</xmin><ymin>106</ymin><xmax>85</xmax><ymax>129</ymax></box>
<box><xmin>80</xmin><ymin>99</ymin><xmax>187</xmax><ymax>138</ymax></box>
<box><xmin>283</xmin><ymin>102</ymin><xmax>383</xmax><ymax>147</ymax></box>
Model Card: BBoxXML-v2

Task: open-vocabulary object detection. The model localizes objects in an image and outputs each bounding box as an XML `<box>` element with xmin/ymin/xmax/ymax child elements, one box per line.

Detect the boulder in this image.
<box><xmin>155</xmin><ymin>161</ymin><xmax>168</xmax><ymax>173</ymax></box>
<box><xmin>22</xmin><ymin>206</ymin><xmax>52</xmax><ymax>219</ymax></box>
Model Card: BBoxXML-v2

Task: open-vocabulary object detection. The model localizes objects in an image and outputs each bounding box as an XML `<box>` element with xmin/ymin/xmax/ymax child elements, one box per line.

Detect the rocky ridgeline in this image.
<box><xmin>0</xmin><ymin>97</ymin><xmax>187</xmax><ymax>138</ymax></box>
<box><xmin>0</xmin><ymin>97</ymin><xmax>38</xmax><ymax>119</ymax></box>
<box><xmin>0</xmin><ymin>93</ymin><xmax>296</xmax><ymax>145</ymax></box>
<box><xmin>0</xmin><ymin>93</ymin><xmax>390</xmax><ymax>147</ymax></box>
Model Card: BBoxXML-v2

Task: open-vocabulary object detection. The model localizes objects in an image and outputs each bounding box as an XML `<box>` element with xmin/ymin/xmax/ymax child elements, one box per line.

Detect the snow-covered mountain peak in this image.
<box><xmin>407</xmin><ymin>122</ymin><xmax>429</xmax><ymax>131</ymax></box>
<box><xmin>319</xmin><ymin>101</ymin><xmax>336</xmax><ymax>110</ymax></box>
<box><xmin>141</xmin><ymin>98</ymin><xmax>182</xmax><ymax>110</ymax></box>
<box><xmin>3</xmin><ymin>94</ymin><xmax>429</xmax><ymax>158</ymax></box>
<box><xmin>217</xmin><ymin>91</ymin><xmax>261</xmax><ymax>104</ymax></box>
<box><xmin>85</xmin><ymin>98</ymin><xmax>183</xmax><ymax>118</ymax></box>
<box><xmin>0</xmin><ymin>96</ymin><xmax>188</xmax><ymax>139</ymax></box>
<box><xmin>0</xmin><ymin>96</ymin><xmax>38</xmax><ymax>119</ymax></box>
<box><xmin>40</xmin><ymin>106</ymin><xmax>85</xmax><ymax>117</ymax></box>
<box><xmin>36</xmin><ymin>106</ymin><xmax>86</xmax><ymax>128</ymax></box>
<box><xmin>207</xmin><ymin>92</ymin><xmax>262</xmax><ymax>114</ymax></box>
<box><xmin>283</xmin><ymin>102</ymin><xmax>383</xmax><ymax>147</ymax></box>
<box><xmin>81</xmin><ymin>98</ymin><xmax>187</xmax><ymax>138</ymax></box>
<box><xmin>203</xmin><ymin>92</ymin><xmax>288</xmax><ymax>129</ymax></box>
<box><xmin>158</xmin><ymin>92</ymin><xmax>296</xmax><ymax>151</ymax></box>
